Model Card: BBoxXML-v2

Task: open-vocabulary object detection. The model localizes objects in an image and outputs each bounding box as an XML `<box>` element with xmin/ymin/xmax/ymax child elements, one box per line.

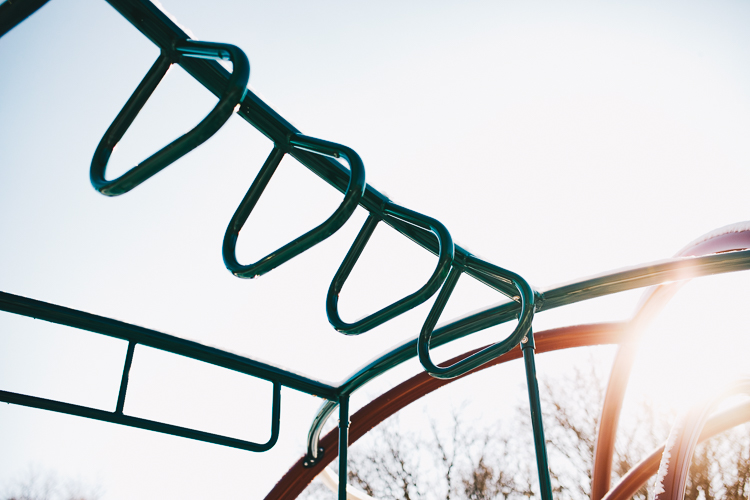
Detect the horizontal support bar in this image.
<box><xmin>0</xmin><ymin>291</ymin><xmax>338</xmax><ymax>400</ymax></box>
<box><xmin>0</xmin><ymin>385</ymin><xmax>281</xmax><ymax>452</ymax></box>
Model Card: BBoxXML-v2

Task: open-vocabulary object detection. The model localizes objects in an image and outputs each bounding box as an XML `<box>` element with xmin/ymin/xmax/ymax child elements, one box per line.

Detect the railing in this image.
<box><xmin>3</xmin><ymin>2</ymin><xmax>750</xmax><ymax>500</ymax></box>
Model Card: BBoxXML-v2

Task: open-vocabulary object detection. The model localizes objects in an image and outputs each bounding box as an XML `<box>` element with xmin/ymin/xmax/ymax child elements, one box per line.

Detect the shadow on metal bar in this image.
<box><xmin>223</xmin><ymin>135</ymin><xmax>366</xmax><ymax>279</ymax></box>
<box><xmin>326</xmin><ymin>203</ymin><xmax>454</xmax><ymax>335</ymax></box>
<box><xmin>90</xmin><ymin>40</ymin><xmax>250</xmax><ymax>196</ymax></box>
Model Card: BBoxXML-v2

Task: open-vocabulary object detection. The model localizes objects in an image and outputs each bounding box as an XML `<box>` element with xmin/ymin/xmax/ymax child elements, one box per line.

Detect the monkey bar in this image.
<box><xmin>2</xmin><ymin>1</ymin><xmax>750</xmax><ymax>499</ymax></box>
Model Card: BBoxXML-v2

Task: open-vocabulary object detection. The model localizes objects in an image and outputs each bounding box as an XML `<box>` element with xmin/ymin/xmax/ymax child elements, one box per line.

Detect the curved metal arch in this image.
<box><xmin>591</xmin><ymin>222</ymin><xmax>750</xmax><ymax>500</ymax></box>
<box><xmin>267</xmin><ymin>322</ymin><xmax>628</xmax><ymax>500</ymax></box>
<box><xmin>5</xmin><ymin>4</ymin><xmax>750</xmax><ymax>499</ymax></box>
<box><xmin>304</xmin><ymin>243</ymin><xmax>750</xmax><ymax>462</ymax></box>
<box><xmin>601</xmin><ymin>401</ymin><xmax>750</xmax><ymax>500</ymax></box>
<box><xmin>653</xmin><ymin>379</ymin><xmax>750</xmax><ymax>500</ymax></box>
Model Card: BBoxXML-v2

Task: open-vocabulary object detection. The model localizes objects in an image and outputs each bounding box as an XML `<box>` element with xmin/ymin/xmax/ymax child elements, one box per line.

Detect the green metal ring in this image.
<box><xmin>417</xmin><ymin>256</ymin><xmax>535</xmax><ymax>379</ymax></box>
<box><xmin>90</xmin><ymin>40</ymin><xmax>250</xmax><ymax>196</ymax></box>
<box><xmin>326</xmin><ymin>202</ymin><xmax>455</xmax><ymax>335</ymax></box>
<box><xmin>222</xmin><ymin>134</ymin><xmax>366</xmax><ymax>278</ymax></box>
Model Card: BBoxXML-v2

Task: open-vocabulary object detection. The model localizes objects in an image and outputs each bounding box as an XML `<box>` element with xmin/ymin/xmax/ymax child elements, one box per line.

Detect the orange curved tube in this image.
<box><xmin>265</xmin><ymin>322</ymin><xmax>626</xmax><ymax>500</ymax></box>
<box><xmin>653</xmin><ymin>379</ymin><xmax>750</xmax><ymax>500</ymax></box>
<box><xmin>602</xmin><ymin>400</ymin><xmax>750</xmax><ymax>500</ymax></box>
<box><xmin>591</xmin><ymin>225</ymin><xmax>750</xmax><ymax>500</ymax></box>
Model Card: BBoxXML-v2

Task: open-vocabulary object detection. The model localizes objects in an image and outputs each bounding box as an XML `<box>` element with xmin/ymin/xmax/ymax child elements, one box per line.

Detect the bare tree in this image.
<box><xmin>301</xmin><ymin>366</ymin><xmax>750</xmax><ymax>500</ymax></box>
<box><xmin>2</xmin><ymin>466</ymin><xmax>102</xmax><ymax>500</ymax></box>
<box><xmin>341</xmin><ymin>413</ymin><xmax>521</xmax><ymax>500</ymax></box>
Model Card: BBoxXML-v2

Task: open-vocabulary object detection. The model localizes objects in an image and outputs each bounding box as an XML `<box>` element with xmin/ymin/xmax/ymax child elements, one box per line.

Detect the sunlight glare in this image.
<box><xmin>626</xmin><ymin>272</ymin><xmax>750</xmax><ymax>415</ymax></box>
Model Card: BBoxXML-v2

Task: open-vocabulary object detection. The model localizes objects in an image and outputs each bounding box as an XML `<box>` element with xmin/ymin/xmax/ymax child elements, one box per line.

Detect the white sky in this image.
<box><xmin>2</xmin><ymin>0</ymin><xmax>750</xmax><ymax>498</ymax></box>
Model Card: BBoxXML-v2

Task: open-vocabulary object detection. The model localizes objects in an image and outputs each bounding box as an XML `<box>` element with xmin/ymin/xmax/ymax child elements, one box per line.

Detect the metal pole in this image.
<box><xmin>338</xmin><ymin>394</ymin><xmax>350</xmax><ymax>500</ymax></box>
<box><xmin>115</xmin><ymin>341</ymin><xmax>137</xmax><ymax>414</ymax></box>
<box><xmin>522</xmin><ymin>330</ymin><xmax>553</xmax><ymax>500</ymax></box>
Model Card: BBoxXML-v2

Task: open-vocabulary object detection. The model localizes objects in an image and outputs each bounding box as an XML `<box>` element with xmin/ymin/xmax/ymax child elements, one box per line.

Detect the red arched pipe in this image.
<box><xmin>654</xmin><ymin>379</ymin><xmax>750</xmax><ymax>500</ymax></box>
<box><xmin>590</xmin><ymin>225</ymin><xmax>750</xmax><ymax>500</ymax></box>
<box><xmin>601</xmin><ymin>400</ymin><xmax>750</xmax><ymax>500</ymax></box>
<box><xmin>590</xmin><ymin>285</ymin><xmax>680</xmax><ymax>500</ymax></box>
<box><xmin>265</xmin><ymin>322</ymin><xmax>627</xmax><ymax>500</ymax></box>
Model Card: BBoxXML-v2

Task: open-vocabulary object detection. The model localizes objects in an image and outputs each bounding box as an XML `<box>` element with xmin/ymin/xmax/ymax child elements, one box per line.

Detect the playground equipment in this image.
<box><xmin>2</xmin><ymin>1</ymin><xmax>750</xmax><ymax>499</ymax></box>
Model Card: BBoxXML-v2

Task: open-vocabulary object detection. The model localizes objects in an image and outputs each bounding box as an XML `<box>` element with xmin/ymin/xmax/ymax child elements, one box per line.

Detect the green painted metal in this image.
<box><xmin>115</xmin><ymin>341</ymin><xmax>137</xmax><ymax>415</ymax></box>
<box><xmin>0</xmin><ymin>384</ymin><xmax>282</xmax><ymax>452</ymax></box>
<box><xmin>522</xmin><ymin>331</ymin><xmax>554</xmax><ymax>500</ymax></box>
<box><xmin>4</xmin><ymin>2</ymin><xmax>750</xmax><ymax>499</ymax></box>
<box><xmin>418</xmin><ymin>256</ymin><xmax>535</xmax><ymax>379</ymax></box>
<box><xmin>223</xmin><ymin>136</ymin><xmax>366</xmax><ymax>278</ymax></box>
<box><xmin>0</xmin><ymin>291</ymin><xmax>301</xmax><ymax>452</ymax></box>
<box><xmin>0</xmin><ymin>291</ymin><xmax>338</xmax><ymax>400</ymax></box>
<box><xmin>304</xmin><ymin>249</ymin><xmax>750</xmax><ymax>460</ymax></box>
<box><xmin>338</xmin><ymin>395</ymin><xmax>350</xmax><ymax>500</ymax></box>
<box><xmin>327</xmin><ymin>204</ymin><xmax>454</xmax><ymax>335</ymax></box>
<box><xmin>90</xmin><ymin>40</ymin><xmax>250</xmax><ymax>196</ymax></box>
<box><xmin>0</xmin><ymin>0</ymin><xmax>50</xmax><ymax>37</ymax></box>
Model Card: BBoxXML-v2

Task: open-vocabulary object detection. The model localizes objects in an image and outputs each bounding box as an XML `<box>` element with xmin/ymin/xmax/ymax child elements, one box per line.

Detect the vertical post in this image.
<box><xmin>522</xmin><ymin>330</ymin><xmax>553</xmax><ymax>500</ymax></box>
<box><xmin>116</xmin><ymin>341</ymin><xmax>137</xmax><ymax>414</ymax></box>
<box><xmin>338</xmin><ymin>394</ymin><xmax>350</xmax><ymax>500</ymax></box>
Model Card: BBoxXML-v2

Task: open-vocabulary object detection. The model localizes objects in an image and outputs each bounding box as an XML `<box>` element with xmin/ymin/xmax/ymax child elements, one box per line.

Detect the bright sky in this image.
<box><xmin>2</xmin><ymin>0</ymin><xmax>750</xmax><ymax>498</ymax></box>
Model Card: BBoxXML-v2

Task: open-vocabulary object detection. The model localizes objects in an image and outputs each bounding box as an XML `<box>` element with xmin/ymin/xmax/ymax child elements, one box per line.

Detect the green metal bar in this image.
<box><xmin>0</xmin><ymin>381</ymin><xmax>282</xmax><ymax>452</ymax></box>
<box><xmin>304</xmin><ymin>249</ymin><xmax>750</xmax><ymax>458</ymax></box>
<box><xmin>326</xmin><ymin>215</ymin><xmax>381</xmax><ymax>329</ymax></box>
<box><xmin>338</xmin><ymin>395</ymin><xmax>350</xmax><ymax>500</ymax></box>
<box><xmin>304</xmin><ymin>400</ymin><xmax>337</xmax><ymax>463</ymax></box>
<box><xmin>222</xmin><ymin>146</ymin><xmax>285</xmax><ymax>276</ymax></box>
<box><xmin>0</xmin><ymin>0</ymin><xmax>51</xmax><ymax>38</ymax></box>
<box><xmin>100</xmin><ymin>0</ymin><xmax>520</xmax><ymax>303</ymax></box>
<box><xmin>522</xmin><ymin>331</ymin><xmax>553</xmax><ymax>500</ymax></box>
<box><xmin>0</xmin><ymin>291</ymin><xmax>338</xmax><ymax>400</ymax></box>
<box><xmin>115</xmin><ymin>340</ymin><xmax>137</xmax><ymax>414</ymax></box>
<box><xmin>6</xmin><ymin>0</ymin><xmax>750</xmax><ymax>468</ymax></box>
